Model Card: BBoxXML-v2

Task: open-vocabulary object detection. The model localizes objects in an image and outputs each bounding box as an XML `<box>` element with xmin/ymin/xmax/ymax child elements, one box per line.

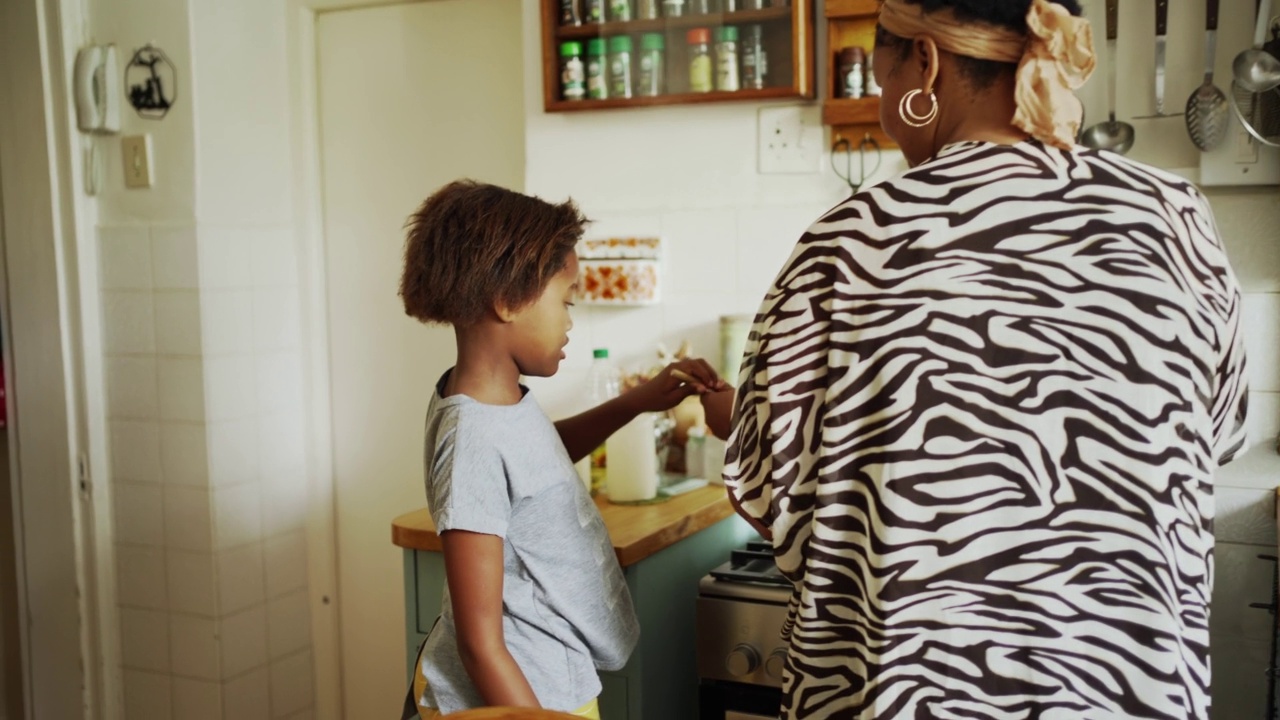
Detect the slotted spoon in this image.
<box><xmin>1186</xmin><ymin>0</ymin><xmax>1229</xmax><ymax>150</ymax></box>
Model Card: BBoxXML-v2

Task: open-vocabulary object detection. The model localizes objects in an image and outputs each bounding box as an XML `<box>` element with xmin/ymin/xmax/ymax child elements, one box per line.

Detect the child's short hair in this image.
<box><xmin>400</xmin><ymin>180</ymin><xmax>587</xmax><ymax>326</ymax></box>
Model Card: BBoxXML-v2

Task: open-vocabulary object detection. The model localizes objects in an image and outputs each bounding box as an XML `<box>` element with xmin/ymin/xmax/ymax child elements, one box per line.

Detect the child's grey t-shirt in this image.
<box><xmin>417</xmin><ymin>374</ymin><xmax>640</xmax><ymax>714</ymax></box>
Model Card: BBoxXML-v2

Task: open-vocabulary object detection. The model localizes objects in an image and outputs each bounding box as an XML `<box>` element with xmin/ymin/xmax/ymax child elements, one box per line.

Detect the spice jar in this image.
<box><xmin>608</xmin><ymin>35</ymin><xmax>634</xmax><ymax>99</ymax></box>
<box><xmin>689</xmin><ymin>0</ymin><xmax>711</xmax><ymax>14</ymax></box>
<box><xmin>837</xmin><ymin>46</ymin><xmax>866</xmax><ymax>98</ymax></box>
<box><xmin>662</xmin><ymin>0</ymin><xmax>685</xmax><ymax>15</ymax></box>
<box><xmin>687</xmin><ymin>28</ymin><xmax>713</xmax><ymax>93</ymax></box>
<box><xmin>560</xmin><ymin>41</ymin><xmax>586</xmax><ymax>101</ymax></box>
<box><xmin>637</xmin><ymin>0</ymin><xmax>660</xmax><ymax>19</ymax></box>
<box><xmin>638</xmin><ymin>33</ymin><xmax>665</xmax><ymax>97</ymax></box>
<box><xmin>586</xmin><ymin>38</ymin><xmax>608</xmax><ymax>99</ymax></box>
<box><xmin>714</xmin><ymin>26</ymin><xmax>740</xmax><ymax>92</ymax></box>
<box><xmin>585</xmin><ymin>0</ymin><xmax>605</xmax><ymax>22</ymax></box>
<box><xmin>560</xmin><ymin>0</ymin><xmax>583</xmax><ymax>25</ymax></box>
<box><xmin>610</xmin><ymin>0</ymin><xmax>632</xmax><ymax>21</ymax></box>
<box><xmin>741</xmin><ymin>24</ymin><xmax>767</xmax><ymax>89</ymax></box>
<box><xmin>865</xmin><ymin>52</ymin><xmax>882</xmax><ymax>97</ymax></box>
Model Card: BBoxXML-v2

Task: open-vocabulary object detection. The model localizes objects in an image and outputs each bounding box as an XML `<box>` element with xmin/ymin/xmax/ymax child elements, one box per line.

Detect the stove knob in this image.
<box><xmin>725</xmin><ymin>644</ymin><xmax>761</xmax><ymax>677</ymax></box>
<box><xmin>765</xmin><ymin>648</ymin><xmax>788</xmax><ymax>680</ymax></box>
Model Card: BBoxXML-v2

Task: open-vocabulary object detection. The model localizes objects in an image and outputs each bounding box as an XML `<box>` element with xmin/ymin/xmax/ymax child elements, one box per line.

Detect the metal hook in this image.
<box><xmin>831</xmin><ymin>133</ymin><xmax>882</xmax><ymax>194</ymax></box>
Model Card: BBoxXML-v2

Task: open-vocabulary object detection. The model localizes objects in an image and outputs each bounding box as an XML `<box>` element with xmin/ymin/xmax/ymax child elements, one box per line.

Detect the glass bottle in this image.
<box><xmin>714</xmin><ymin>26</ymin><xmax>740</xmax><ymax>92</ymax></box>
<box><xmin>608</xmin><ymin>35</ymin><xmax>633</xmax><ymax>99</ymax></box>
<box><xmin>687</xmin><ymin>28</ymin><xmax>713</xmax><ymax>93</ymax></box>
<box><xmin>586</xmin><ymin>38</ymin><xmax>608</xmax><ymax>99</ymax></box>
<box><xmin>560</xmin><ymin>42</ymin><xmax>586</xmax><ymax>101</ymax></box>
<box><xmin>638</xmin><ymin>33</ymin><xmax>665</xmax><ymax>97</ymax></box>
<box><xmin>741</xmin><ymin>24</ymin><xmax>767</xmax><ymax>89</ymax></box>
<box><xmin>587</xmin><ymin>349</ymin><xmax>621</xmax><ymax>496</ymax></box>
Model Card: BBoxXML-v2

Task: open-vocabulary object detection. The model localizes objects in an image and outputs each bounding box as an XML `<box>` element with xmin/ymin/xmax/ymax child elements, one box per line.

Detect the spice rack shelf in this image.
<box><xmin>555</xmin><ymin>6</ymin><xmax>792</xmax><ymax>39</ymax></box>
<box><xmin>541</xmin><ymin>0</ymin><xmax>813</xmax><ymax>112</ymax></box>
<box><xmin>822</xmin><ymin>0</ymin><xmax>897</xmax><ymax>149</ymax></box>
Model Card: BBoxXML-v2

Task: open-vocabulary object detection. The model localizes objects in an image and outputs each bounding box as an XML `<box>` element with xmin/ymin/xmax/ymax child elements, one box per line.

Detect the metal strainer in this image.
<box><xmin>1231</xmin><ymin>10</ymin><xmax>1280</xmax><ymax>146</ymax></box>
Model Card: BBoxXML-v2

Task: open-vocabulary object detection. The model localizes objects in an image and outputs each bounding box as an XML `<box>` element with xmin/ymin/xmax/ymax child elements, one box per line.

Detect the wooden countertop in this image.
<box><xmin>391</xmin><ymin>485</ymin><xmax>734</xmax><ymax>567</ymax></box>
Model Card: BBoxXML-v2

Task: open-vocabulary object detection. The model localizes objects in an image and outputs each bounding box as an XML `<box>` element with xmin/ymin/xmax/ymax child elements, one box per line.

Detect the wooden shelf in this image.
<box><xmin>822</xmin><ymin>0</ymin><xmax>897</xmax><ymax>149</ymax></box>
<box><xmin>555</xmin><ymin>6</ymin><xmax>792</xmax><ymax>40</ymax></box>
<box><xmin>823</xmin><ymin>0</ymin><xmax>879</xmax><ymax>18</ymax></box>
<box><xmin>541</xmin><ymin>0</ymin><xmax>813</xmax><ymax>112</ymax></box>
<box><xmin>548</xmin><ymin>86</ymin><xmax>800</xmax><ymax>111</ymax></box>
<box><xmin>822</xmin><ymin>96</ymin><xmax>880</xmax><ymax>126</ymax></box>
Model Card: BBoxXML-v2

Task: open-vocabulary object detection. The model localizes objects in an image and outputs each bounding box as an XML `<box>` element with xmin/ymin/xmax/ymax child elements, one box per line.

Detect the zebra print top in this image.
<box><xmin>724</xmin><ymin>140</ymin><xmax>1248</xmax><ymax>720</ymax></box>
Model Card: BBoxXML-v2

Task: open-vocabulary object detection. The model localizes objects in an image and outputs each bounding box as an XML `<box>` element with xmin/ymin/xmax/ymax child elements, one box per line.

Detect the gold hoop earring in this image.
<box><xmin>899</xmin><ymin>88</ymin><xmax>938</xmax><ymax>127</ymax></box>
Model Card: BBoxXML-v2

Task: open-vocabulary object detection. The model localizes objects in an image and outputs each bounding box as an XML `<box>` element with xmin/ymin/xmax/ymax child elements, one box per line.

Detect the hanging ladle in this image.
<box><xmin>1081</xmin><ymin>0</ymin><xmax>1135</xmax><ymax>154</ymax></box>
<box><xmin>1234</xmin><ymin>0</ymin><xmax>1280</xmax><ymax>93</ymax></box>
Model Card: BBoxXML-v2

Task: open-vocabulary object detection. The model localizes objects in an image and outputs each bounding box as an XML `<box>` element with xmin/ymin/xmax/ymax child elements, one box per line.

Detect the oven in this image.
<box><xmin>696</xmin><ymin>541</ymin><xmax>790</xmax><ymax>720</ymax></box>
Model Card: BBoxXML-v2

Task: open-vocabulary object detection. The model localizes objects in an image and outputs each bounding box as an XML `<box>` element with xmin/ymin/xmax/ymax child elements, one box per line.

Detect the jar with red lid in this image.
<box><xmin>687</xmin><ymin>28</ymin><xmax>713</xmax><ymax>93</ymax></box>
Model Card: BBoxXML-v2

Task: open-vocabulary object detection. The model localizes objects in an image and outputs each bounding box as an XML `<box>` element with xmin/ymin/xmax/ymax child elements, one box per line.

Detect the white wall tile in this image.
<box><xmin>164</xmin><ymin>487</ymin><xmax>214</xmax><ymax>551</ymax></box>
<box><xmin>1245</xmin><ymin>391</ymin><xmax>1280</xmax><ymax>451</ymax></box>
<box><xmin>201</xmin><ymin>290</ymin><xmax>255</xmax><ymax>356</ymax></box>
<box><xmin>153</xmin><ymin>225</ymin><xmax>200</xmax><ymax>290</ymax></box>
<box><xmin>162</xmin><ymin>422</ymin><xmax>209</xmax><ymax>486</ymax></box>
<box><xmin>111</xmin><ymin>420</ymin><xmax>162</xmax><ymax>483</ymax></box>
<box><xmin>156</xmin><ymin>290</ymin><xmax>204</xmax><ymax>356</ymax></box>
<box><xmin>267</xmin><ymin>591</ymin><xmax>310</xmax><ymax>659</ymax></box>
<box><xmin>172</xmin><ymin>677</ymin><xmax>222</xmax><ymax>720</ymax></box>
<box><xmin>100</xmin><ymin>225</ymin><xmax>154</xmax><ymax>291</ymax></box>
<box><xmin>120</xmin><ymin>607</ymin><xmax>171</xmax><ymax>672</ymax></box>
<box><xmin>103</xmin><ymin>291</ymin><xmax>157</xmax><ymax>354</ymax></box>
<box><xmin>269</xmin><ymin>650</ymin><xmax>313</xmax><ymax>717</ymax></box>
<box><xmin>258</xmin><ymin>413</ymin><xmax>305</xmax><ymax>477</ymax></box>
<box><xmin>124</xmin><ymin>669</ymin><xmax>172</xmax><ymax>720</ymax></box>
<box><xmin>264</xmin><ymin>532</ymin><xmax>307</xmax><ymax>599</ymax></box>
<box><xmin>252</xmin><ymin>288</ymin><xmax>302</xmax><ymax>352</ymax></box>
<box><xmin>1209</xmin><ymin>189</ymin><xmax>1280</xmax><ymax>294</ymax></box>
<box><xmin>159</xmin><ymin>358</ymin><xmax>207</xmax><ymax>422</ymax></box>
<box><xmin>114</xmin><ymin>482</ymin><xmax>165</xmax><ymax>547</ymax></box>
<box><xmin>1210</xmin><ymin>542</ymin><xmax>1276</xmax><ymax>643</ymax></box>
<box><xmin>170</xmin><ymin>614</ymin><xmax>221</xmax><ymax>681</ymax></box>
<box><xmin>107</xmin><ymin>356</ymin><xmax>159</xmax><ymax>419</ymax></box>
<box><xmin>117</xmin><ymin>545</ymin><xmax>168</xmax><ymax>610</ymax></box>
<box><xmin>734</xmin><ymin>206</ymin><xmax>817</xmax><ymax>305</ymax></box>
<box><xmin>261</xmin><ymin>470</ymin><xmax>308</xmax><ymax>538</ymax></box>
<box><xmin>1217</xmin><ymin>487</ymin><xmax>1277</xmax><ymax>546</ymax></box>
<box><xmin>167</xmin><ymin>549</ymin><xmax>218</xmax><ymax>617</ymax></box>
<box><xmin>217</xmin><ymin>543</ymin><xmax>265</xmax><ymax>615</ymax></box>
<box><xmin>661</xmin><ymin>209</ymin><xmax>738</xmax><ymax>302</ymax></box>
<box><xmin>219</xmin><ymin>606</ymin><xmax>268</xmax><ymax>679</ymax></box>
<box><xmin>203</xmin><ymin>355</ymin><xmax>257</xmax><ymax>422</ymax></box>
<box><xmin>660</xmin><ymin>295</ymin><xmax>756</xmax><ymax>381</ymax></box>
<box><xmin>221</xmin><ymin>665</ymin><xmax>270</xmax><ymax>720</ymax></box>
<box><xmin>215</xmin><ymin>484</ymin><xmax>263</xmax><ymax>549</ymax></box>
<box><xmin>197</xmin><ymin>226</ymin><xmax>254</xmax><ymax>290</ymax></box>
<box><xmin>586</xmin><ymin>306</ymin><xmax>666</xmax><ymax>374</ymax></box>
<box><xmin>254</xmin><ymin>353</ymin><xmax>304</xmax><ymax>416</ymax></box>
<box><xmin>208</xmin><ymin>418</ymin><xmax>259</xmax><ymax>487</ymax></box>
<box><xmin>250</xmin><ymin>230</ymin><xmax>300</xmax><ymax>289</ymax></box>
<box><xmin>1242</xmin><ymin>292</ymin><xmax>1280</xmax><ymax>393</ymax></box>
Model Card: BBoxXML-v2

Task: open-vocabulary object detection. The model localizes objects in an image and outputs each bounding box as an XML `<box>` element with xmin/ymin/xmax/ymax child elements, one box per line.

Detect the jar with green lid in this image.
<box><xmin>607</xmin><ymin>35</ymin><xmax>633</xmax><ymax>99</ymax></box>
<box><xmin>560</xmin><ymin>41</ymin><xmax>586</xmax><ymax>101</ymax></box>
<box><xmin>610</xmin><ymin>0</ymin><xmax>632</xmax><ymax>21</ymax></box>
<box><xmin>638</xmin><ymin>33</ymin><xmax>665</xmax><ymax>97</ymax></box>
<box><xmin>585</xmin><ymin>38</ymin><xmax>608</xmax><ymax>99</ymax></box>
<box><xmin>714</xmin><ymin>26</ymin><xmax>740</xmax><ymax>92</ymax></box>
<box><xmin>687</xmin><ymin>28</ymin><xmax>713</xmax><ymax>93</ymax></box>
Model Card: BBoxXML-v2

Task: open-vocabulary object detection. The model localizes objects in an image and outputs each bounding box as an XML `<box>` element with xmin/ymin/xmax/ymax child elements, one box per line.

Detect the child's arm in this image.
<box><xmin>441</xmin><ymin>530</ymin><xmax>541</xmax><ymax>708</ymax></box>
<box><xmin>555</xmin><ymin>358</ymin><xmax>728</xmax><ymax>462</ymax></box>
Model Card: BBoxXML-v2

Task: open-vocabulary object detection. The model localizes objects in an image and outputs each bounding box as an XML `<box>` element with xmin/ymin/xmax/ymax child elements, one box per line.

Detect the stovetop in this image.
<box><xmin>709</xmin><ymin>540</ymin><xmax>788</xmax><ymax>587</ymax></box>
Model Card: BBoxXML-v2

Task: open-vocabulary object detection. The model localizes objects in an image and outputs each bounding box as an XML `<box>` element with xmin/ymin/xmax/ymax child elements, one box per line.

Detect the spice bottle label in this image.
<box><xmin>689</xmin><ymin>54</ymin><xmax>712</xmax><ymax>92</ymax></box>
<box><xmin>716</xmin><ymin>45</ymin><xmax>739</xmax><ymax>91</ymax></box>
<box><xmin>587</xmin><ymin>58</ymin><xmax>607</xmax><ymax>98</ymax></box>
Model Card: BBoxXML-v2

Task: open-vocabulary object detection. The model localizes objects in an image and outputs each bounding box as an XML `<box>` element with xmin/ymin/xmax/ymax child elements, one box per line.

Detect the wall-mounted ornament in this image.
<box><xmin>577</xmin><ymin>237</ymin><xmax>662</xmax><ymax>306</ymax></box>
<box><xmin>125</xmin><ymin>44</ymin><xmax>176</xmax><ymax>119</ymax></box>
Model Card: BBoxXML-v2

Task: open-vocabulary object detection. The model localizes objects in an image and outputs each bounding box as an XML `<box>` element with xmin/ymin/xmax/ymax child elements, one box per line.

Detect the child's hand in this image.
<box><xmin>628</xmin><ymin>358</ymin><xmax>729</xmax><ymax>412</ymax></box>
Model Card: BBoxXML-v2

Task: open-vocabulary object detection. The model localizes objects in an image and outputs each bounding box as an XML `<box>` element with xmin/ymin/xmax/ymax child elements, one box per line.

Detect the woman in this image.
<box><xmin>706</xmin><ymin>1</ymin><xmax>1248</xmax><ymax>718</ymax></box>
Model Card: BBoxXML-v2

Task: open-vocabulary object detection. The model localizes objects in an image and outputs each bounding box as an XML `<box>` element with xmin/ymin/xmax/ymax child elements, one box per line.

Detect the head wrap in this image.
<box><xmin>878</xmin><ymin>0</ymin><xmax>1096</xmax><ymax>150</ymax></box>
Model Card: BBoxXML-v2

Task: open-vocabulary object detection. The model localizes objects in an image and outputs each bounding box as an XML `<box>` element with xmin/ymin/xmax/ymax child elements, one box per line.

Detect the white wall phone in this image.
<box><xmin>73</xmin><ymin>44</ymin><xmax>120</xmax><ymax>134</ymax></box>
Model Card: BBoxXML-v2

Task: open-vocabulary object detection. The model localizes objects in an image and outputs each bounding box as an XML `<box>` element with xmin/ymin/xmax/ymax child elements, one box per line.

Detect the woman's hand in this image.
<box><xmin>625</xmin><ymin>358</ymin><xmax>729</xmax><ymax>413</ymax></box>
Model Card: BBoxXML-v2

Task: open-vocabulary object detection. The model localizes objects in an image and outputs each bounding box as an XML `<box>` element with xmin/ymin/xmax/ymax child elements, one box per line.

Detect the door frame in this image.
<box><xmin>0</xmin><ymin>0</ymin><xmax>117</xmax><ymax>717</ymax></box>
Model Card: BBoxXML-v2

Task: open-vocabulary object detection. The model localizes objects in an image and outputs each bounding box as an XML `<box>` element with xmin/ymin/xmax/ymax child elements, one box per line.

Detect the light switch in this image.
<box><xmin>121</xmin><ymin>134</ymin><xmax>154</xmax><ymax>188</ymax></box>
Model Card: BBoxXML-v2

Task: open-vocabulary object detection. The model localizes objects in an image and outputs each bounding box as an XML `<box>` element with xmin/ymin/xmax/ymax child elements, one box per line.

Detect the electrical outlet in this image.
<box><xmin>121</xmin><ymin>134</ymin><xmax>154</xmax><ymax>188</ymax></box>
<box><xmin>758</xmin><ymin>105</ymin><xmax>822</xmax><ymax>174</ymax></box>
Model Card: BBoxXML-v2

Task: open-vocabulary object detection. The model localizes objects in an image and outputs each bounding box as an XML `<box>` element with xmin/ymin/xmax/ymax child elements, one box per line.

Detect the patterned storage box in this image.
<box><xmin>577</xmin><ymin>237</ymin><xmax>662</xmax><ymax>306</ymax></box>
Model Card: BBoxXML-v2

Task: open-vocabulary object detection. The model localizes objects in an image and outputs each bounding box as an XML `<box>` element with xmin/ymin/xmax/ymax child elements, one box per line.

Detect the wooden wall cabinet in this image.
<box><xmin>540</xmin><ymin>0</ymin><xmax>814</xmax><ymax>111</ymax></box>
<box><xmin>822</xmin><ymin>0</ymin><xmax>897</xmax><ymax>148</ymax></box>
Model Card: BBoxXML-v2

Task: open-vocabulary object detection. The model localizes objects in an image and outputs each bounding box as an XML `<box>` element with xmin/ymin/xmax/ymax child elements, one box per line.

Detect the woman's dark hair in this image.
<box><xmin>875</xmin><ymin>0</ymin><xmax>1084</xmax><ymax>89</ymax></box>
<box><xmin>400</xmin><ymin>180</ymin><xmax>587</xmax><ymax>326</ymax></box>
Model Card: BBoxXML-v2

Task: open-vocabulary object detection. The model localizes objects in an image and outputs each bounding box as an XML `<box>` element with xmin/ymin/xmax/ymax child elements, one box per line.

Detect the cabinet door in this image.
<box><xmin>599</xmin><ymin>672</ymin><xmax>630</xmax><ymax>720</ymax></box>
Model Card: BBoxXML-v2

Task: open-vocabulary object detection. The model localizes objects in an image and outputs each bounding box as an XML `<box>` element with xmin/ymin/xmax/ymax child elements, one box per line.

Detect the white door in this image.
<box><xmin>315</xmin><ymin>3</ymin><xmax>525</xmax><ymax>715</ymax></box>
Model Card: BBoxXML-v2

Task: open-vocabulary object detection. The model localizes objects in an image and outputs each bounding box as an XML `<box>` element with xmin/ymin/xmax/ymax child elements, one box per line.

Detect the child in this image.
<box><xmin>398</xmin><ymin>180</ymin><xmax>726</xmax><ymax>718</ymax></box>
